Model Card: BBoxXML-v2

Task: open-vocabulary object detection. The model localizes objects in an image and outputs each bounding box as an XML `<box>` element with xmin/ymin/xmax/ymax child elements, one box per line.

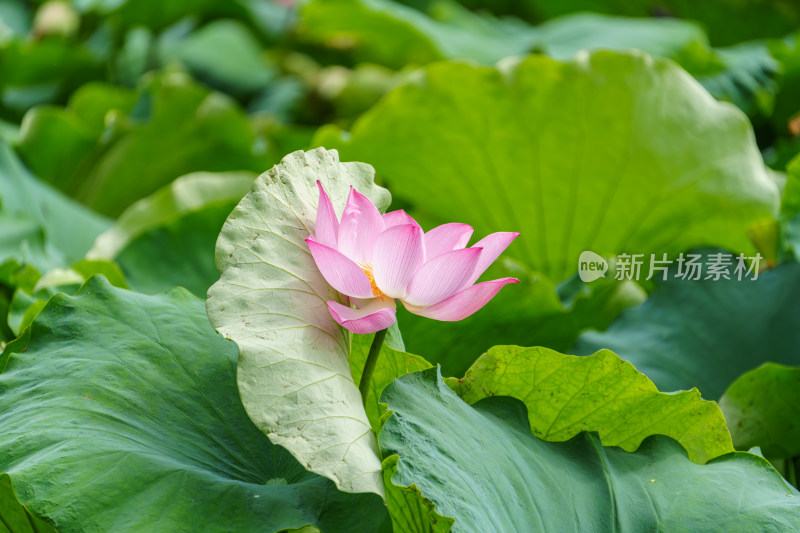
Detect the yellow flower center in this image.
<box><xmin>359</xmin><ymin>263</ymin><xmax>389</xmax><ymax>300</ymax></box>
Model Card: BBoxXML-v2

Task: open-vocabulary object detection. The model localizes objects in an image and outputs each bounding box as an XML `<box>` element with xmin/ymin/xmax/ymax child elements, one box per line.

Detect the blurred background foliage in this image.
<box><xmin>1</xmin><ymin>0</ymin><xmax>799</xmax><ymax>358</ymax></box>
<box><xmin>1</xmin><ymin>0</ymin><xmax>798</xmax><ymax>163</ymax></box>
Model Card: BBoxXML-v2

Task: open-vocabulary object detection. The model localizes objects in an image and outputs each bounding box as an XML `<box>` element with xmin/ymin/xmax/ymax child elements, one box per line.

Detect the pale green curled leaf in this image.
<box><xmin>207</xmin><ymin>148</ymin><xmax>391</xmax><ymax>497</ymax></box>
<box><xmin>317</xmin><ymin>51</ymin><xmax>778</xmax><ymax>282</ymax></box>
<box><xmin>448</xmin><ymin>346</ymin><xmax>733</xmax><ymax>464</ymax></box>
<box><xmin>0</xmin><ymin>276</ymin><xmax>390</xmax><ymax>532</ymax></box>
<box><xmin>380</xmin><ymin>368</ymin><xmax>800</xmax><ymax>532</ymax></box>
<box><xmin>720</xmin><ymin>363</ymin><xmax>800</xmax><ymax>459</ymax></box>
<box><xmin>87</xmin><ymin>171</ymin><xmax>255</xmax><ymax>296</ymax></box>
<box><xmin>574</xmin><ymin>257</ymin><xmax>800</xmax><ymax>400</ymax></box>
<box><xmin>350</xmin><ymin>331</ymin><xmax>432</xmax><ymax>431</ymax></box>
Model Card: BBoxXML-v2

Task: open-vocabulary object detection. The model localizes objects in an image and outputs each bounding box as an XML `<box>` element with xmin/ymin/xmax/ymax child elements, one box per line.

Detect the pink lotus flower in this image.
<box><xmin>306</xmin><ymin>182</ymin><xmax>520</xmax><ymax>334</ymax></box>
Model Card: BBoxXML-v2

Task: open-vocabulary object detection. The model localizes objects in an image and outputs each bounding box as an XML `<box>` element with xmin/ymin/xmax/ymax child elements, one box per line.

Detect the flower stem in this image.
<box><xmin>358</xmin><ymin>328</ymin><xmax>388</xmax><ymax>405</ymax></box>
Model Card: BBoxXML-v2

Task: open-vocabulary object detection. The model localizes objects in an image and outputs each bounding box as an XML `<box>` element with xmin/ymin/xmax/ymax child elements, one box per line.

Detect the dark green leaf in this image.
<box><xmin>720</xmin><ymin>363</ymin><xmax>800</xmax><ymax>459</ymax></box>
<box><xmin>0</xmin><ymin>276</ymin><xmax>389</xmax><ymax>532</ymax></box>
<box><xmin>574</xmin><ymin>257</ymin><xmax>800</xmax><ymax>399</ymax></box>
<box><xmin>380</xmin><ymin>368</ymin><xmax>800</xmax><ymax>532</ymax></box>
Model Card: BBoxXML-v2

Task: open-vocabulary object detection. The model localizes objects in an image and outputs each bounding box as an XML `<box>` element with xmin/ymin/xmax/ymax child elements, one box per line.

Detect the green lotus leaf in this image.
<box><xmin>318</xmin><ymin>51</ymin><xmax>777</xmax><ymax>368</ymax></box>
<box><xmin>317</xmin><ymin>52</ymin><xmax>777</xmax><ymax>282</ymax></box>
<box><xmin>380</xmin><ymin>368</ymin><xmax>800</xmax><ymax>532</ymax></box>
<box><xmin>448</xmin><ymin>345</ymin><xmax>733</xmax><ymax>464</ymax></box>
<box><xmin>698</xmin><ymin>40</ymin><xmax>780</xmax><ymax>117</ymax></box>
<box><xmin>0</xmin><ymin>276</ymin><xmax>389</xmax><ymax>532</ymax></box>
<box><xmin>207</xmin><ymin>148</ymin><xmax>391</xmax><ymax>497</ymax></box>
